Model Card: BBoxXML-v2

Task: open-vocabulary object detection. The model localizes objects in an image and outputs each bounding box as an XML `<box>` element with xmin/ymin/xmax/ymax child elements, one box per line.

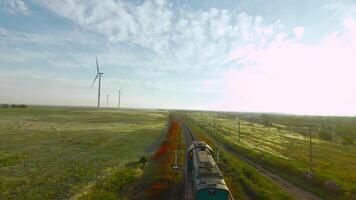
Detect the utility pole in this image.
<box><xmin>214</xmin><ymin>113</ymin><xmax>216</xmax><ymax>133</ymax></box>
<box><xmin>106</xmin><ymin>94</ymin><xmax>109</xmax><ymax>108</ymax></box>
<box><xmin>238</xmin><ymin>120</ymin><xmax>241</xmax><ymax>142</ymax></box>
<box><xmin>309</xmin><ymin>126</ymin><xmax>313</xmax><ymax>174</ymax></box>
<box><xmin>173</xmin><ymin>150</ymin><xmax>179</xmax><ymax>170</ymax></box>
<box><xmin>332</xmin><ymin>124</ymin><xmax>336</xmax><ymax>142</ymax></box>
<box><xmin>118</xmin><ymin>90</ymin><xmax>121</xmax><ymax>110</ymax></box>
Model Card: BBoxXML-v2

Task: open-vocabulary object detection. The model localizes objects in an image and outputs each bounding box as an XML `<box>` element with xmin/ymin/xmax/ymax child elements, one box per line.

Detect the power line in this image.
<box><xmin>309</xmin><ymin>125</ymin><xmax>313</xmax><ymax>174</ymax></box>
<box><xmin>238</xmin><ymin>120</ymin><xmax>241</xmax><ymax>142</ymax></box>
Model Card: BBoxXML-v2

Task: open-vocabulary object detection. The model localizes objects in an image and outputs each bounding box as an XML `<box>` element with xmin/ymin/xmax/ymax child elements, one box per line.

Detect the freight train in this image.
<box><xmin>187</xmin><ymin>141</ymin><xmax>233</xmax><ymax>200</ymax></box>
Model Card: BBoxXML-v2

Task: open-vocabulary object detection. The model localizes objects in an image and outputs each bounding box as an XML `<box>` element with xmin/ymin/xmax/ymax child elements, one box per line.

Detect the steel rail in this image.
<box><xmin>183</xmin><ymin>123</ymin><xmax>194</xmax><ymax>200</ymax></box>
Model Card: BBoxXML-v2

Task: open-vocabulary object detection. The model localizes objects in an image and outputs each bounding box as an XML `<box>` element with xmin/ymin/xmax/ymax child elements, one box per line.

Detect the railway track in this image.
<box><xmin>182</xmin><ymin>123</ymin><xmax>196</xmax><ymax>200</ymax></box>
<box><xmin>183</xmin><ymin>123</ymin><xmax>196</xmax><ymax>146</ymax></box>
<box><xmin>180</xmin><ymin>120</ymin><xmax>234</xmax><ymax>200</ymax></box>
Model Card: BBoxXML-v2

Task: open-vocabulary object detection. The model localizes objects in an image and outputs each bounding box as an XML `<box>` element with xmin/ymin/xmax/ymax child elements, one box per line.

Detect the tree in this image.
<box><xmin>319</xmin><ymin>131</ymin><xmax>333</xmax><ymax>141</ymax></box>
<box><xmin>342</xmin><ymin>135</ymin><xmax>354</xmax><ymax>145</ymax></box>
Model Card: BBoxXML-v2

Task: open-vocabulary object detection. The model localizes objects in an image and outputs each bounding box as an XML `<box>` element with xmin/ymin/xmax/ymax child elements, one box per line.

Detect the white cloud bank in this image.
<box><xmin>220</xmin><ymin>17</ymin><xmax>356</xmax><ymax>116</ymax></box>
<box><xmin>36</xmin><ymin>0</ymin><xmax>282</xmax><ymax>71</ymax></box>
<box><xmin>0</xmin><ymin>0</ymin><xmax>29</xmax><ymax>14</ymax></box>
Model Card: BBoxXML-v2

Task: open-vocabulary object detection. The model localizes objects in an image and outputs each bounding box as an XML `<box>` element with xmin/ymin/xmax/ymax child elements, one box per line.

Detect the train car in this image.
<box><xmin>187</xmin><ymin>141</ymin><xmax>213</xmax><ymax>171</ymax></box>
<box><xmin>187</xmin><ymin>141</ymin><xmax>232</xmax><ymax>200</ymax></box>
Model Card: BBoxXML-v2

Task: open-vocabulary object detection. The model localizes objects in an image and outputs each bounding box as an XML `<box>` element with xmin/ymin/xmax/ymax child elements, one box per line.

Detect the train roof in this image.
<box><xmin>191</xmin><ymin>142</ymin><xmax>229</xmax><ymax>192</ymax></box>
<box><xmin>188</xmin><ymin>141</ymin><xmax>214</xmax><ymax>154</ymax></box>
<box><xmin>195</xmin><ymin>180</ymin><xmax>229</xmax><ymax>192</ymax></box>
<box><xmin>195</xmin><ymin>161</ymin><xmax>229</xmax><ymax>192</ymax></box>
<box><xmin>195</xmin><ymin>150</ymin><xmax>220</xmax><ymax>176</ymax></box>
<box><xmin>194</xmin><ymin>150</ymin><xmax>224</xmax><ymax>179</ymax></box>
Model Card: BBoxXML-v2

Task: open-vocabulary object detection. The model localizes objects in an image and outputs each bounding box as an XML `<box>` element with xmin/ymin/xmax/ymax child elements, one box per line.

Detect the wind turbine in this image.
<box><xmin>118</xmin><ymin>90</ymin><xmax>121</xmax><ymax>110</ymax></box>
<box><xmin>106</xmin><ymin>94</ymin><xmax>110</xmax><ymax>108</ymax></box>
<box><xmin>91</xmin><ymin>56</ymin><xmax>103</xmax><ymax>109</ymax></box>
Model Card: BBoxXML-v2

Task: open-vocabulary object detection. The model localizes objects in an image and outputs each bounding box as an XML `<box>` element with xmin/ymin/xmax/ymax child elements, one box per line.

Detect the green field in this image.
<box><xmin>0</xmin><ymin>107</ymin><xmax>167</xmax><ymax>199</ymax></box>
<box><xmin>183</xmin><ymin>112</ymin><xmax>356</xmax><ymax>200</ymax></box>
<box><xmin>182</xmin><ymin>118</ymin><xmax>295</xmax><ymax>200</ymax></box>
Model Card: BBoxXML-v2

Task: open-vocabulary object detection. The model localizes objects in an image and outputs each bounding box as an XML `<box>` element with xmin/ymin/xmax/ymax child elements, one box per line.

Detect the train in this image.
<box><xmin>187</xmin><ymin>141</ymin><xmax>233</xmax><ymax>200</ymax></box>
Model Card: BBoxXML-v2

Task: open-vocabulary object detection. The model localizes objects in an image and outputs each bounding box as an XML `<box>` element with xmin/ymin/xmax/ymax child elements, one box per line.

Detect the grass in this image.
<box><xmin>81</xmin><ymin>115</ymin><xmax>185</xmax><ymax>200</ymax></box>
<box><xmin>183</xmin><ymin>112</ymin><xmax>356</xmax><ymax>200</ymax></box>
<box><xmin>78</xmin><ymin>161</ymin><xmax>144</xmax><ymax>200</ymax></box>
<box><xmin>241</xmin><ymin>113</ymin><xmax>356</xmax><ymax>144</ymax></box>
<box><xmin>0</xmin><ymin>106</ymin><xmax>167</xmax><ymax>199</ymax></box>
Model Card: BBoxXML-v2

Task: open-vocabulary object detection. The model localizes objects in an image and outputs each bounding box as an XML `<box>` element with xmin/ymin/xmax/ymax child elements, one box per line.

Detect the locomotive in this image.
<box><xmin>187</xmin><ymin>141</ymin><xmax>233</xmax><ymax>200</ymax></box>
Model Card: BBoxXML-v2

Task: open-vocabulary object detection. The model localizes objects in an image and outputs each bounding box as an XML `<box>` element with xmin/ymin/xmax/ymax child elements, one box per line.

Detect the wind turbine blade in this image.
<box><xmin>96</xmin><ymin>56</ymin><xmax>99</xmax><ymax>73</ymax></box>
<box><xmin>91</xmin><ymin>74</ymin><xmax>99</xmax><ymax>87</ymax></box>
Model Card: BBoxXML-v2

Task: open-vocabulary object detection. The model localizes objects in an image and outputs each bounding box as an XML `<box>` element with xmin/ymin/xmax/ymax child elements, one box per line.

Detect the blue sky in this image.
<box><xmin>1</xmin><ymin>0</ymin><xmax>356</xmax><ymax>115</ymax></box>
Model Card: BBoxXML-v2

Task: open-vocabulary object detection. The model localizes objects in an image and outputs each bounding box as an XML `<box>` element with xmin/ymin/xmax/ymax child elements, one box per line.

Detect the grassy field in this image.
<box><xmin>80</xmin><ymin>115</ymin><xmax>185</xmax><ymax>200</ymax></box>
<box><xmin>182</xmin><ymin>117</ymin><xmax>295</xmax><ymax>200</ymax></box>
<box><xmin>183</xmin><ymin>112</ymin><xmax>356</xmax><ymax>200</ymax></box>
<box><xmin>0</xmin><ymin>106</ymin><xmax>167</xmax><ymax>199</ymax></box>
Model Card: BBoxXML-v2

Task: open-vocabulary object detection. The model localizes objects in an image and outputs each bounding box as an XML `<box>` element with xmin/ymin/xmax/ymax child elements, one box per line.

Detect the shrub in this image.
<box><xmin>319</xmin><ymin>131</ymin><xmax>332</xmax><ymax>141</ymax></box>
<box><xmin>11</xmin><ymin>104</ymin><xmax>27</xmax><ymax>108</ymax></box>
<box><xmin>139</xmin><ymin>156</ymin><xmax>148</xmax><ymax>167</ymax></box>
<box><xmin>342</xmin><ymin>135</ymin><xmax>354</xmax><ymax>145</ymax></box>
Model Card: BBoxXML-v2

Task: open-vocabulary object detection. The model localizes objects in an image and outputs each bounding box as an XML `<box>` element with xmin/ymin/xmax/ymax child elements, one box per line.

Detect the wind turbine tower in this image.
<box><xmin>91</xmin><ymin>56</ymin><xmax>103</xmax><ymax>109</ymax></box>
<box><xmin>118</xmin><ymin>90</ymin><xmax>121</xmax><ymax>110</ymax></box>
<box><xmin>106</xmin><ymin>94</ymin><xmax>110</xmax><ymax>108</ymax></box>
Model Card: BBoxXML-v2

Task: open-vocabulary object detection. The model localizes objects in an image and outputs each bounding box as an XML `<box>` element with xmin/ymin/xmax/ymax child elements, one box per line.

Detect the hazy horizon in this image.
<box><xmin>1</xmin><ymin>0</ymin><xmax>356</xmax><ymax>116</ymax></box>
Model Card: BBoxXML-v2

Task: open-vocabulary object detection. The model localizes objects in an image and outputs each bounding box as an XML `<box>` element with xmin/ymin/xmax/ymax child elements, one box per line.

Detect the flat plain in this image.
<box><xmin>0</xmin><ymin>107</ymin><xmax>167</xmax><ymax>199</ymax></box>
<box><xmin>184</xmin><ymin>112</ymin><xmax>356</xmax><ymax>200</ymax></box>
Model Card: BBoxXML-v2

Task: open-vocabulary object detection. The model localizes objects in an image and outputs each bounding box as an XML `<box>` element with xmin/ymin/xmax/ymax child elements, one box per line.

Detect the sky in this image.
<box><xmin>0</xmin><ymin>0</ymin><xmax>356</xmax><ymax>115</ymax></box>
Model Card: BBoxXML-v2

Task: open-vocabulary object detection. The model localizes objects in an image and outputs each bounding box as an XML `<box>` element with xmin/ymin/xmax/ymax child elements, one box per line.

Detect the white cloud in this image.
<box><xmin>0</xmin><ymin>0</ymin><xmax>29</xmax><ymax>14</ymax></box>
<box><xmin>36</xmin><ymin>0</ymin><xmax>173</xmax><ymax>51</ymax></box>
<box><xmin>293</xmin><ymin>26</ymin><xmax>305</xmax><ymax>39</ymax></box>
<box><xmin>324</xmin><ymin>1</ymin><xmax>356</xmax><ymax>18</ymax></box>
<box><xmin>35</xmin><ymin>0</ymin><xmax>281</xmax><ymax>72</ymax></box>
<box><xmin>219</xmin><ymin>17</ymin><xmax>356</xmax><ymax>116</ymax></box>
<box><xmin>0</xmin><ymin>27</ymin><xmax>97</xmax><ymax>46</ymax></box>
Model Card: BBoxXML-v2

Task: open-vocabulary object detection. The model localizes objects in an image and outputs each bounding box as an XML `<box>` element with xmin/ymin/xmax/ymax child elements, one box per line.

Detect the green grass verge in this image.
<box><xmin>78</xmin><ymin>161</ymin><xmax>145</xmax><ymax>200</ymax></box>
<box><xmin>0</xmin><ymin>107</ymin><xmax>167</xmax><ymax>199</ymax></box>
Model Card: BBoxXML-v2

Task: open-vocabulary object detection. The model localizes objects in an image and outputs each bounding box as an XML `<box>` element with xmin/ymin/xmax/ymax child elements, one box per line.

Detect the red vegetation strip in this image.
<box><xmin>144</xmin><ymin>116</ymin><xmax>182</xmax><ymax>198</ymax></box>
<box><xmin>153</xmin><ymin>117</ymin><xmax>180</xmax><ymax>163</ymax></box>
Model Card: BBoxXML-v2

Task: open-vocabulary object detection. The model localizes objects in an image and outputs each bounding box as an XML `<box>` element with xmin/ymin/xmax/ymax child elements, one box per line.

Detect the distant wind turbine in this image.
<box><xmin>91</xmin><ymin>56</ymin><xmax>103</xmax><ymax>109</ymax></box>
<box><xmin>118</xmin><ymin>90</ymin><xmax>121</xmax><ymax>110</ymax></box>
